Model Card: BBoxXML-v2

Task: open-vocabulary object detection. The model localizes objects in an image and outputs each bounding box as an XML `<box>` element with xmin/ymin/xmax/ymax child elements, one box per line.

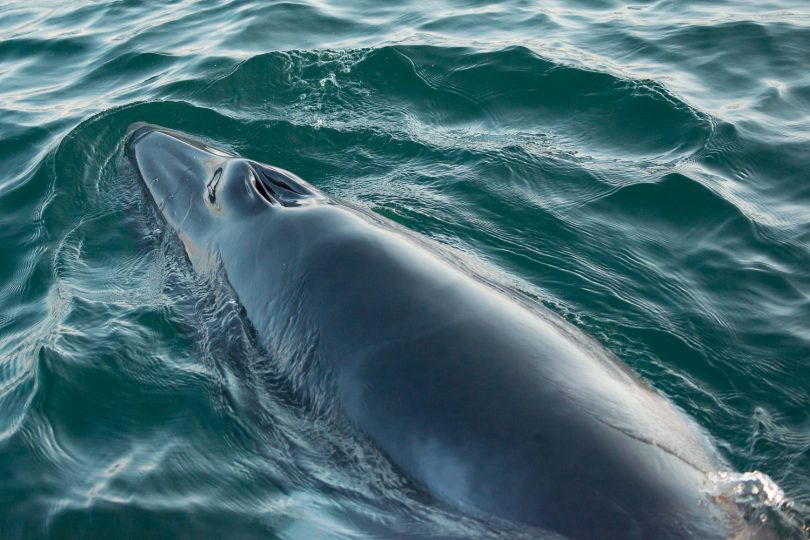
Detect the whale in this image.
<box><xmin>127</xmin><ymin>124</ymin><xmax>772</xmax><ymax>540</ymax></box>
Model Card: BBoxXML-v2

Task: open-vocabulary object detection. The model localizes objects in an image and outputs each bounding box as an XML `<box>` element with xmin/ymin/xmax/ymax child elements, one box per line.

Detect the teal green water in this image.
<box><xmin>1</xmin><ymin>1</ymin><xmax>810</xmax><ymax>538</ymax></box>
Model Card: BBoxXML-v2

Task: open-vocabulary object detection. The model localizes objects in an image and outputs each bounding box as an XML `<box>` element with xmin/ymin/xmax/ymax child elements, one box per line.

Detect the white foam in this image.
<box><xmin>709</xmin><ymin>470</ymin><xmax>787</xmax><ymax>508</ymax></box>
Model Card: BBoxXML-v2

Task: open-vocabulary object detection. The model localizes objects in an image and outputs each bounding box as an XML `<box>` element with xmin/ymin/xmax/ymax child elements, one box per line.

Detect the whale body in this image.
<box><xmin>127</xmin><ymin>124</ymin><xmax>768</xmax><ymax>539</ymax></box>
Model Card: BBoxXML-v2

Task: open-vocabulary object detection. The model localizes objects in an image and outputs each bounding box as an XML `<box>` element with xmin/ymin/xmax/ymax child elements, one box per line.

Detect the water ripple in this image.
<box><xmin>1</xmin><ymin>0</ymin><xmax>809</xmax><ymax>538</ymax></box>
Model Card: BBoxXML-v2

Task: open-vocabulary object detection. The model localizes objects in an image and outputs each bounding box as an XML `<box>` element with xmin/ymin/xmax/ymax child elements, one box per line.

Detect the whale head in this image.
<box><xmin>127</xmin><ymin>123</ymin><xmax>325</xmax><ymax>268</ymax></box>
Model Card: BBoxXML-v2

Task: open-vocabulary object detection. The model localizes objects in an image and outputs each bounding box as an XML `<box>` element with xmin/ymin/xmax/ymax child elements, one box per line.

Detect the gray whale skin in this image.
<box><xmin>127</xmin><ymin>124</ymin><xmax>772</xmax><ymax>540</ymax></box>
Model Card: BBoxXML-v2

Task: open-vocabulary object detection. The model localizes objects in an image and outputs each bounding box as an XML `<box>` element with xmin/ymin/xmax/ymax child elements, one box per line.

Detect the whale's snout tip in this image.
<box><xmin>126</xmin><ymin>123</ymin><xmax>162</xmax><ymax>162</ymax></box>
<box><xmin>127</xmin><ymin>122</ymin><xmax>160</xmax><ymax>149</ymax></box>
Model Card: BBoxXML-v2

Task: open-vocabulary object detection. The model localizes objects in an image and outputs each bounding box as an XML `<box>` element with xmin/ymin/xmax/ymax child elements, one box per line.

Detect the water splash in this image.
<box><xmin>709</xmin><ymin>470</ymin><xmax>809</xmax><ymax>538</ymax></box>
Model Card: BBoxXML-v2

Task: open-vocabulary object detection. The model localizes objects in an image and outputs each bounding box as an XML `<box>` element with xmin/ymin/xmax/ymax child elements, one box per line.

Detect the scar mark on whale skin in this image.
<box><xmin>206</xmin><ymin>168</ymin><xmax>223</xmax><ymax>205</ymax></box>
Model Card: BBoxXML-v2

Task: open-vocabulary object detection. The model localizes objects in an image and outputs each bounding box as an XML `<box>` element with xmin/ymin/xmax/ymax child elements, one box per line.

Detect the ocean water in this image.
<box><xmin>1</xmin><ymin>0</ymin><xmax>809</xmax><ymax>538</ymax></box>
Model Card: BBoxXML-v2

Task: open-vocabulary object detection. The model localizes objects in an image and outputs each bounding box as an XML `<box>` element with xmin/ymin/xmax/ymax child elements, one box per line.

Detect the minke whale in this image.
<box><xmin>127</xmin><ymin>124</ymin><xmax>775</xmax><ymax>540</ymax></box>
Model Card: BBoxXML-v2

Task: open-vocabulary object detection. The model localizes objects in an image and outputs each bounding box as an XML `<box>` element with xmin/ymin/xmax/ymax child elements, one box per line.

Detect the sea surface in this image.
<box><xmin>1</xmin><ymin>0</ymin><xmax>809</xmax><ymax>538</ymax></box>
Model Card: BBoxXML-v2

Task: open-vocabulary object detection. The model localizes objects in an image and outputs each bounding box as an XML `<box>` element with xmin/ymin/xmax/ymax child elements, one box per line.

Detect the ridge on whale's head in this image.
<box><xmin>127</xmin><ymin>123</ymin><xmax>326</xmax><ymax>258</ymax></box>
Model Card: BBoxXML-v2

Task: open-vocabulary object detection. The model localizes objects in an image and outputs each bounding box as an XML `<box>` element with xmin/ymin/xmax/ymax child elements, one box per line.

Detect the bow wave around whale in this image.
<box><xmin>127</xmin><ymin>124</ymin><xmax>781</xmax><ymax>540</ymax></box>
